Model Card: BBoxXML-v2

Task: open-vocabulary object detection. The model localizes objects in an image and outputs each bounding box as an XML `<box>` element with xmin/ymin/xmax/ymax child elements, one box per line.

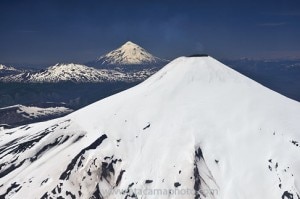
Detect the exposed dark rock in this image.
<box><xmin>194</xmin><ymin>147</ymin><xmax>202</xmax><ymax>199</ymax></box>
<box><xmin>91</xmin><ymin>184</ymin><xmax>104</xmax><ymax>199</ymax></box>
<box><xmin>124</xmin><ymin>193</ymin><xmax>138</xmax><ymax>199</ymax></box>
<box><xmin>268</xmin><ymin>165</ymin><xmax>272</xmax><ymax>171</ymax></box>
<box><xmin>104</xmin><ymin>156</ymin><xmax>111</xmax><ymax>160</ymax></box>
<box><xmin>41</xmin><ymin>178</ymin><xmax>49</xmax><ymax>186</ymax></box>
<box><xmin>116</xmin><ymin>170</ymin><xmax>126</xmax><ymax>186</ymax></box>
<box><xmin>0</xmin><ymin>160</ymin><xmax>26</xmax><ymax>178</ymax></box>
<box><xmin>41</xmin><ymin>192</ymin><xmax>50</xmax><ymax>199</ymax></box>
<box><xmin>0</xmin><ymin>182</ymin><xmax>21</xmax><ymax>198</ymax></box>
<box><xmin>73</xmin><ymin>135</ymin><xmax>85</xmax><ymax>143</ymax></box>
<box><xmin>66</xmin><ymin>191</ymin><xmax>76</xmax><ymax>199</ymax></box>
<box><xmin>291</xmin><ymin>140</ymin><xmax>299</xmax><ymax>147</ymax></box>
<box><xmin>282</xmin><ymin>191</ymin><xmax>294</xmax><ymax>199</ymax></box>
<box><xmin>195</xmin><ymin>147</ymin><xmax>203</xmax><ymax>159</ymax></box>
<box><xmin>101</xmin><ymin>161</ymin><xmax>115</xmax><ymax>181</ymax></box>
<box><xmin>143</xmin><ymin>123</ymin><xmax>150</xmax><ymax>130</ymax></box>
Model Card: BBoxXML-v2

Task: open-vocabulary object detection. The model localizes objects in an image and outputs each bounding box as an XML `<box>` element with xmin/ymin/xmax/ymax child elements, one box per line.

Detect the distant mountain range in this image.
<box><xmin>0</xmin><ymin>63</ymin><xmax>143</xmax><ymax>83</ymax></box>
<box><xmin>0</xmin><ymin>41</ymin><xmax>168</xmax><ymax>83</ymax></box>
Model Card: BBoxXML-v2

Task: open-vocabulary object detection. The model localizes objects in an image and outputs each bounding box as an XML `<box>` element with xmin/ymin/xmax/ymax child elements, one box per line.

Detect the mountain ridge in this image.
<box><xmin>0</xmin><ymin>63</ymin><xmax>154</xmax><ymax>83</ymax></box>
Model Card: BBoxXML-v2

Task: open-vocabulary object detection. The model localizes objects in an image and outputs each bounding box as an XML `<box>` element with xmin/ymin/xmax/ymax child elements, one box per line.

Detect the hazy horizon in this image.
<box><xmin>1</xmin><ymin>0</ymin><xmax>300</xmax><ymax>66</ymax></box>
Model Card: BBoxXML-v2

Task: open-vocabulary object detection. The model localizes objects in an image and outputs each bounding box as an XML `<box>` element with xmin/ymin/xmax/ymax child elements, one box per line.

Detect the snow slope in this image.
<box><xmin>0</xmin><ymin>56</ymin><xmax>300</xmax><ymax>199</ymax></box>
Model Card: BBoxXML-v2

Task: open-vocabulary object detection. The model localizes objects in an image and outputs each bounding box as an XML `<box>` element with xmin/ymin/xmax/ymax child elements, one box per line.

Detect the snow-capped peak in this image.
<box><xmin>47</xmin><ymin>63</ymin><xmax>91</xmax><ymax>72</ymax></box>
<box><xmin>96</xmin><ymin>41</ymin><xmax>166</xmax><ymax>66</ymax></box>
<box><xmin>28</xmin><ymin>63</ymin><xmax>126</xmax><ymax>83</ymax></box>
<box><xmin>0</xmin><ymin>64</ymin><xmax>17</xmax><ymax>71</ymax></box>
<box><xmin>121</xmin><ymin>40</ymin><xmax>139</xmax><ymax>48</ymax></box>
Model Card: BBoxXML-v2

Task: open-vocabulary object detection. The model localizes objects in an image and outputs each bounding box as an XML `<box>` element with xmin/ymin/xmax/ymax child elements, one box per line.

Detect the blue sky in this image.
<box><xmin>0</xmin><ymin>0</ymin><xmax>300</xmax><ymax>66</ymax></box>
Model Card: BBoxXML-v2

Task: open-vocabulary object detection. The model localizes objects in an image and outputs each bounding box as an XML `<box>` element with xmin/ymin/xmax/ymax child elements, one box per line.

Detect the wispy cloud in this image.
<box><xmin>258</xmin><ymin>22</ymin><xmax>287</xmax><ymax>27</ymax></box>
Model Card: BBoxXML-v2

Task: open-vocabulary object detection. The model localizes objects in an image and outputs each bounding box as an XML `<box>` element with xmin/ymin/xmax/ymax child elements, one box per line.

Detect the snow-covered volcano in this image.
<box><xmin>1</xmin><ymin>56</ymin><xmax>300</xmax><ymax>199</ymax></box>
<box><xmin>91</xmin><ymin>41</ymin><xmax>168</xmax><ymax>70</ymax></box>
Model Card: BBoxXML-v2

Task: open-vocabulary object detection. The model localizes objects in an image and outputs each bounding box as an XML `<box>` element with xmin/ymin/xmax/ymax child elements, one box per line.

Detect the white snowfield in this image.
<box><xmin>0</xmin><ymin>104</ymin><xmax>72</xmax><ymax>119</ymax></box>
<box><xmin>0</xmin><ymin>56</ymin><xmax>300</xmax><ymax>199</ymax></box>
<box><xmin>97</xmin><ymin>41</ymin><xmax>166</xmax><ymax>65</ymax></box>
<box><xmin>15</xmin><ymin>105</ymin><xmax>73</xmax><ymax>119</ymax></box>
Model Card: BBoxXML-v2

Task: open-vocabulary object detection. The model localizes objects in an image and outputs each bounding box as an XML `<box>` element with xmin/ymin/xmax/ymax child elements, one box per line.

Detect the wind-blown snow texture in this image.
<box><xmin>0</xmin><ymin>56</ymin><xmax>300</xmax><ymax>199</ymax></box>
